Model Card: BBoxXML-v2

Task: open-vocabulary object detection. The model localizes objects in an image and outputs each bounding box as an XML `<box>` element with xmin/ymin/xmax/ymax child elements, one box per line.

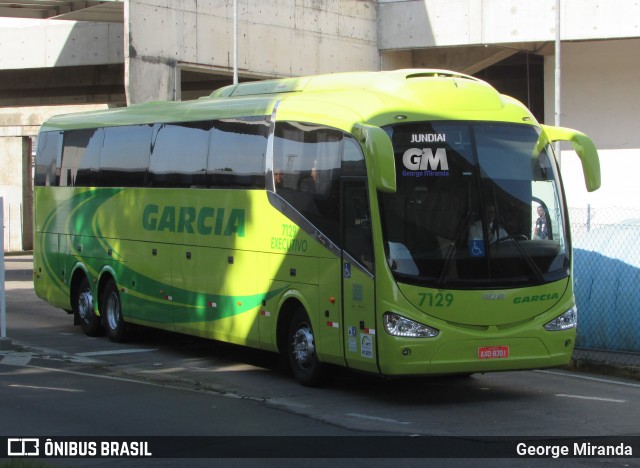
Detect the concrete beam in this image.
<box><xmin>458</xmin><ymin>49</ymin><xmax>519</xmax><ymax>75</ymax></box>
<box><xmin>379</xmin><ymin>0</ymin><xmax>640</xmax><ymax>51</ymax></box>
<box><xmin>0</xmin><ymin>64</ymin><xmax>125</xmax><ymax>107</ymax></box>
<box><xmin>411</xmin><ymin>46</ymin><xmax>519</xmax><ymax>75</ymax></box>
<box><xmin>382</xmin><ymin>44</ymin><xmax>544</xmax><ymax>75</ymax></box>
<box><xmin>0</xmin><ymin>17</ymin><xmax>123</xmax><ymax>69</ymax></box>
<box><xmin>0</xmin><ymin>103</ymin><xmax>112</xmax><ymax>138</ymax></box>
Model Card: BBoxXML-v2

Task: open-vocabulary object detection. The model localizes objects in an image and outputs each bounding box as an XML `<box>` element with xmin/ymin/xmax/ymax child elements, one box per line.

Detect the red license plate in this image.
<box><xmin>478</xmin><ymin>346</ymin><xmax>509</xmax><ymax>359</ymax></box>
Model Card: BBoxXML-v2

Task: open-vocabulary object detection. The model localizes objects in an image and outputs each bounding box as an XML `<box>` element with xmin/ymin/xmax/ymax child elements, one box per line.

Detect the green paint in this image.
<box><xmin>513</xmin><ymin>293</ymin><xmax>559</xmax><ymax>304</ymax></box>
<box><xmin>142</xmin><ymin>204</ymin><xmax>246</xmax><ymax>237</ymax></box>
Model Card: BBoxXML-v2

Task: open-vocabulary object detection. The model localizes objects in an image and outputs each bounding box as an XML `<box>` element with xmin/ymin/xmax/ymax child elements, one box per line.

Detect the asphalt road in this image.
<box><xmin>1</xmin><ymin>254</ymin><xmax>639</xmax><ymax>466</ymax></box>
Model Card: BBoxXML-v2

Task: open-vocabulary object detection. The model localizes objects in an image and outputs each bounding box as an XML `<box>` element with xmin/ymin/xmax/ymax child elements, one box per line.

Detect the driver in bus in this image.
<box><xmin>469</xmin><ymin>203</ymin><xmax>508</xmax><ymax>243</ymax></box>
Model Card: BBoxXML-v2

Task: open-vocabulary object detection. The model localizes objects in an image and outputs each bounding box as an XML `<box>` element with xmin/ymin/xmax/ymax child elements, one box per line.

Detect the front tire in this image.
<box><xmin>102</xmin><ymin>279</ymin><xmax>127</xmax><ymax>342</ymax></box>
<box><xmin>74</xmin><ymin>276</ymin><xmax>102</xmax><ymax>336</ymax></box>
<box><xmin>287</xmin><ymin>308</ymin><xmax>325</xmax><ymax>386</ymax></box>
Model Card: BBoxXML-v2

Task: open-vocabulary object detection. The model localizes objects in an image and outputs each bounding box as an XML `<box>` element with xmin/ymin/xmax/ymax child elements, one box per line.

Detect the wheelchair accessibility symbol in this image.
<box><xmin>469</xmin><ymin>239</ymin><xmax>485</xmax><ymax>257</ymax></box>
<box><xmin>344</xmin><ymin>262</ymin><xmax>351</xmax><ymax>278</ymax></box>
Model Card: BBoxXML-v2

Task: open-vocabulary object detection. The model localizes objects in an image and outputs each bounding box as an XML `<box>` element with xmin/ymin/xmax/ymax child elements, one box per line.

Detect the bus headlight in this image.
<box><xmin>383</xmin><ymin>312</ymin><xmax>439</xmax><ymax>338</ymax></box>
<box><xmin>544</xmin><ymin>305</ymin><xmax>578</xmax><ymax>331</ymax></box>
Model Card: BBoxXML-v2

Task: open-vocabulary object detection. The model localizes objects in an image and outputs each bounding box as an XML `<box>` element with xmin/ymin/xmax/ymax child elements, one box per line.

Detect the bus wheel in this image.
<box><xmin>288</xmin><ymin>308</ymin><xmax>325</xmax><ymax>386</ymax></box>
<box><xmin>74</xmin><ymin>276</ymin><xmax>102</xmax><ymax>337</ymax></box>
<box><xmin>102</xmin><ymin>279</ymin><xmax>127</xmax><ymax>342</ymax></box>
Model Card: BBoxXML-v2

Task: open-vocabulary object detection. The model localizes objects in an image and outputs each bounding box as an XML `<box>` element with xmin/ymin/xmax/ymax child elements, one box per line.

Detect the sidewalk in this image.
<box><xmin>571</xmin><ymin>348</ymin><xmax>640</xmax><ymax>381</ymax></box>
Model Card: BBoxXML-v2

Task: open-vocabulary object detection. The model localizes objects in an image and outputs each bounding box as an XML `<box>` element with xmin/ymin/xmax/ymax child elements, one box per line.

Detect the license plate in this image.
<box><xmin>478</xmin><ymin>346</ymin><xmax>509</xmax><ymax>359</ymax></box>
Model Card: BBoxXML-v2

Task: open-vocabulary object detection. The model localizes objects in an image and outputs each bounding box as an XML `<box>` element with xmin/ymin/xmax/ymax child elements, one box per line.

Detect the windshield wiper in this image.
<box><xmin>497</xmin><ymin>236</ymin><xmax>545</xmax><ymax>284</ymax></box>
<box><xmin>436</xmin><ymin>209</ymin><xmax>474</xmax><ymax>288</ymax></box>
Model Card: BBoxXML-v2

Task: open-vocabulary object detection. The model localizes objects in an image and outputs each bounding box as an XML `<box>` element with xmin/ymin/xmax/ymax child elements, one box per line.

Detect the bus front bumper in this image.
<box><xmin>378</xmin><ymin>334</ymin><xmax>575</xmax><ymax>376</ymax></box>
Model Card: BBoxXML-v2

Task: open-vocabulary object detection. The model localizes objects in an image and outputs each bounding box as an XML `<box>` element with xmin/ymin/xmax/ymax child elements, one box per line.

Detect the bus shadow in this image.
<box><xmin>115</xmin><ymin>325</ymin><xmax>535</xmax><ymax>405</ymax></box>
<box><xmin>5</xmin><ymin>268</ymin><xmax>33</xmax><ymax>282</ymax></box>
<box><xmin>122</xmin><ymin>326</ymin><xmax>285</xmax><ymax>371</ymax></box>
<box><xmin>329</xmin><ymin>371</ymin><xmax>537</xmax><ymax>405</ymax></box>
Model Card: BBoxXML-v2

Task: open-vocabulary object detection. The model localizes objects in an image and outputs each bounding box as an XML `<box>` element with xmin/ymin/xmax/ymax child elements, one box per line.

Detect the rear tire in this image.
<box><xmin>102</xmin><ymin>279</ymin><xmax>127</xmax><ymax>342</ymax></box>
<box><xmin>74</xmin><ymin>276</ymin><xmax>102</xmax><ymax>336</ymax></box>
<box><xmin>287</xmin><ymin>308</ymin><xmax>325</xmax><ymax>387</ymax></box>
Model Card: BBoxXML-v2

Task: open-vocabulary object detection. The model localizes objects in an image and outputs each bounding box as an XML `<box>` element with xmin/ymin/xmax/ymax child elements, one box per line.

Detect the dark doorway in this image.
<box><xmin>474</xmin><ymin>52</ymin><xmax>545</xmax><ymax>123</ymax></box>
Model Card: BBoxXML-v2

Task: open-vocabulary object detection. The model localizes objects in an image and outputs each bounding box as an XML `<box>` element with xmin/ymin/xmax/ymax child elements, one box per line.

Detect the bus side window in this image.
<box><xmin>61</xmin><ymin>128</ymin><xmax>103</xmax><ymax>187</ymax></box>
<box><xmin>34</xmin><ymin>131</ymin><xmax>62</xmax><ymax>187</ymax></box>
<box><xmin>273</xmin><ymin>122</ymin><xmax>364</xmax><ymax>246</ymax></box>
<box><xmin>149</xmin><ymin>122</ymin><xmax>210</xmax><ymax>188</ymax></box>
<box><xmin>342</xmin><ymin>137</ymin><xmax>366</xmax><ymax>177</ymax></box>
<box><xmin>99</xmin><ymin>125</ymin><xmax>153</xmax><ymax>187</ymax></box>
<box><xmin>206</xmin><ymin>118</ymin><xmax>268</xmax><ymax>189</ymax></box>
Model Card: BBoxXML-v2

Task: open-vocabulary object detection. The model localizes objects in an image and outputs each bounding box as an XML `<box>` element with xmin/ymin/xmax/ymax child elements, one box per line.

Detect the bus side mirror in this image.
<box><xmin>353</xmin><ymin>124</ymin><xmax>396</xmax><ymax>193</ymax></box>
<box><xmin>541</xmin><ymin>125</ymin><xmax>601</xmax><ymax>192</ymax></box>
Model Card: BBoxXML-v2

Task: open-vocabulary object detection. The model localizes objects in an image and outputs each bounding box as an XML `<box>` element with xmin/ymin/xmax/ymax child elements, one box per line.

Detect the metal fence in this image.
<box><xmin>570</xmin><ymin>206</ymin><xmax>640</xmax><ymax>371</ymax></box>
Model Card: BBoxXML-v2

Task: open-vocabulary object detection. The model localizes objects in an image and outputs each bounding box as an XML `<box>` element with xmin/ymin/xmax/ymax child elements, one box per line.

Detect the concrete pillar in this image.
<box><xmin>124</xmin><ymin>0</ymin><xmax>179</xmax><ymax>104</ymax></box>
<box><xmin>0</xmin><ymin>137</ymin><xmax>26</xmax><ymax>252</ymax></box>
<box><xmin>125</xmin><ymin>57</ymin><xmax>178</xmax><ymax>104</ymax></box>
<box><xmin>22</xmin><ymin>137</ymin><xmax>33</xmax><ymax>251</ymax></box>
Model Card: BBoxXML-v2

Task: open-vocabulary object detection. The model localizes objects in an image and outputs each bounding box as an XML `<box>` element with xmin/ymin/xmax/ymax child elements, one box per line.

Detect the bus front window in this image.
<box><xmin>380</xmin><ymin>122</ymin><xmax>569</xmax><ymax>288</ymax></box>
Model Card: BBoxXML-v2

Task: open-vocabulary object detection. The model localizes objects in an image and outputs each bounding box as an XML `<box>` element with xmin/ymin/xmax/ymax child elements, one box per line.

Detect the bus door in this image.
<box><xmin>341</xmin><ymin>178</ymin><xmax>379</xmax><ymax>373</ymax></box>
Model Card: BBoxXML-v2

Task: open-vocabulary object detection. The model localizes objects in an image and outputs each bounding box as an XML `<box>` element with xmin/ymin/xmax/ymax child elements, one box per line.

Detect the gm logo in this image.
<box><xmin>402</xmin><ymin>147</ymin><xmax>449</xmax><ymax>171</ymax></box>
<box><xmin>8</xmin><ymin>438</ymin><xmax>39</xmax><ymax>456</ymax></box>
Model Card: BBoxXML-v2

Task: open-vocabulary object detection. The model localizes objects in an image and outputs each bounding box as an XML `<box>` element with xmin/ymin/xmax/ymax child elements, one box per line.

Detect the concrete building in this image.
<box><xmin>2</xmin><ymin>0</ymin><xmax>639</xmax><ymax>251</ymax></box>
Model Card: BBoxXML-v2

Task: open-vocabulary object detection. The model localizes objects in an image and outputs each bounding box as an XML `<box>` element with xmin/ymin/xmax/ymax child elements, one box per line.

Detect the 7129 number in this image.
<box><xmin>417</xmin><ymin>292</ymin><xmax>453</xmax><ymax>307</ymax></box>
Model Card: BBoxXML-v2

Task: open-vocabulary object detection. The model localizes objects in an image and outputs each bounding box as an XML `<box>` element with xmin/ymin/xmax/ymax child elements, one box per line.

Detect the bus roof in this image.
<box><xmin>40</xmin><ymin>69</ymin><xmax>535</xmax><ymax>132</ymax></box>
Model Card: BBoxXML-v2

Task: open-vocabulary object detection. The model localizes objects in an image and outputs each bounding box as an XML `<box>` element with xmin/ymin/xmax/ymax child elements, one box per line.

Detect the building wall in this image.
<box><xmin>544</xmin><ymin>39</ymin><xmax>640</xmax><ymax>217</ymax></box>
<box><xmin>2</xmin><ymin>1</ymin><xmax>639</xmax><ymax>251</ymax></box>
<box><xmin>125</xmin><ymin>0</ymin><xmax>379</xmax><ymax>103</ymax></box>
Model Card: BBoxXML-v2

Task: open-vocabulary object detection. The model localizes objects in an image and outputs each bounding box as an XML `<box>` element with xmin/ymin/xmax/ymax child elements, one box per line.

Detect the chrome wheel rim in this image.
<box><xmin>78</xmin><ymin>290</ymin><xmax>93</xmax><ymax>321</ymax></box>
<box><xmin>105</xmin><ymin>291</ymin><xmax>121</xmax><ymax>330</ymax></box>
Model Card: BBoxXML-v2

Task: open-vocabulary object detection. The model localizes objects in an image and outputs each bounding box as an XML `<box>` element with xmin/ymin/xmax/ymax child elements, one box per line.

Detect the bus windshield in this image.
<box><xmin>380</xmin><ymin>122</ymin><xmax>569</xmax><ymax>289</ymax></box>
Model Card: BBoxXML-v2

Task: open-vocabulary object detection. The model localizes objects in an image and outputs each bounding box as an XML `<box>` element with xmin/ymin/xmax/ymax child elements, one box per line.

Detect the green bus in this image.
<box><xmin>33</xmin><ymin>69</ymin><xmax>600</xmax><ymax>385</ymax></box>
